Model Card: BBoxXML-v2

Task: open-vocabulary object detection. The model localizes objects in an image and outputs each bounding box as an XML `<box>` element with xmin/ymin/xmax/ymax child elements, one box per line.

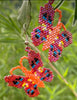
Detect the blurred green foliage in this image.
<box><xmin>0</xmin><ymin>0</ymin><xmax>77</xmax><ymax>100</ymax></box>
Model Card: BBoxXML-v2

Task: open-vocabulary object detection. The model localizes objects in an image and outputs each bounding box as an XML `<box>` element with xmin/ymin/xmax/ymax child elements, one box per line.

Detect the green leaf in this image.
<box><xmin>73</xmin><ymin>0</ymin><xmax>77</xmax><ymax>24</ymax></box>
<box><xmin>0</xmin><ymin>14</ymin><xmax>11</xmax><ymax>24</ymax></box>
<box><xmin>56</xmin><ymin>87</ymin><xmax>66</xmax><ymax>96</ymax></box>
<box><xmin>0</xmin><ymin>88</ymin><xmax>9</xmax><ymax>98</ymax></box>
<box><xmin>0</xmin><ymin>14</ymin><xmax>19</xmax><ymax>32</ymax></box>
<box><xmin>54</xmin><ymin>0</ymin><xmax>65</xmax><ymax>10</ymax></box>
<box><xmin>73</xmin><ymin>80</ymin><xmax>76</xmax><ymax>90</ymax></box>
<box><xmin>63</xmin><ymin>67</ymin><xmax>69</xmax><ymax>77</ymax></box>
<box><xmin>8</xmin><ymin>16</ymin><xmax>21</xmax><ymax>33</ymax></box>
<box><xmin>57</xmin><ymin>75</ymin><xmax>63</xmax><ymax>82</ymax></box>
<box><xmin>0</xmin><ymin>37</ymin><xmax>24</xmax><ymax>43</ymax></box>
<box><xmin>17</xmin><ymin>0</ymin><xmax>31</xmax><ymax>26</ymax></box>
<box><xmin>45</xmin><ymin>85</ymin><xmax>52</xmax><ymax>94</ymax></box>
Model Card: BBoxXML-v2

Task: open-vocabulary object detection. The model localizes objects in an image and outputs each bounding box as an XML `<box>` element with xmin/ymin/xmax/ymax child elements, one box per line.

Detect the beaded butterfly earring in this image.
<box><xmin>4</xmin><ymin>47</ymin><xmax>54</xmax><ymax>97</ymax></box>
<box><xmin>31</xmin><ymin>0</ymin><xmax>72</xmax><ymax>62</ymax></box>
<box><xmin>4</xmin><ymin>57</ymin><xmax>44</xmax><ymax>97</ymax></box>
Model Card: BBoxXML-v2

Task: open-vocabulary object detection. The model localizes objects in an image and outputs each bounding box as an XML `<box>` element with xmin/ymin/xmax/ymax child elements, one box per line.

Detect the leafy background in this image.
<box><xmin>0</xmin><ymin>0</ymin><xmax>77</xmax><ymax>100</ymax></box>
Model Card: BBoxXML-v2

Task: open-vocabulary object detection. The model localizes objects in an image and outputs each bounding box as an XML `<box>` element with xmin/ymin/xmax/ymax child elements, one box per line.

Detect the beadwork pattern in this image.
<box><xmin>4</xmin><ymin>47</ymin><xmax>53</xmax><ymax>97</ymax></box>
<box><xmin>4</xmin><ymin>58</ymin><xmax>44</xmax><ymax>97</ymax></box>
<box><xmin>25</xmin><ymin>47</ymin><xmax>53</xmax><ymax>82</ymax></box>
<box><xmin>31</xmin><ymin>0</ymin><xmax>72</xmax><ymax>62</ymax></box>
<box><xmin>31</xmin><ymin>26</ymin><xmax>49</xmax><ymax>46</ymax></box>
<box><xmin>5</xmin><ymin>75</ymin><xmax>40</xmax><ymax>97</ymax></box>
<box><xmin>31</xmin><ymin>1</ymin><xmax>55</xmax><ymax>46</ymax></box>
<box><xmin>48</xmin><ymin>31</ymin><xmax>72</xmax><ymax>62</ymax></box>
<box><xmin>4</xmin><ymin>0</ymin><xmax>73</xmax><ymax>97</ymax></box>
<box><xmin>39</xmin><ymin>2</ymin><xmax>55</xmax><ymax>29</ymax></box>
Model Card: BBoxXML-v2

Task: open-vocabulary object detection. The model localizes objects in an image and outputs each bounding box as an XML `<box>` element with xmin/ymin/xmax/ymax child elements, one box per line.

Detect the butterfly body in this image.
<box><xmin>42</xmin><ymin>23</ymin><xmax>62</xmax><ymax>51</ymax></box>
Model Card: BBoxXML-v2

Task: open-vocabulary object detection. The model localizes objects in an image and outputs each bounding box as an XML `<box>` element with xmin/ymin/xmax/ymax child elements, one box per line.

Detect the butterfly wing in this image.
<box><xmin>36</xmin><ymin>68</ymin><xmax>53</xmax><ymax>82</ymax></box>
<box><xmin>39</xmin><ymin>3</ymin><xmax>55</xmax><ymax>29</ymax></box>
<box><xmin>24</xmin><ymin>81</ymin><xmax>39</xmax><ymax>97</ymax></box>
<box><xmin>26</xmin><ymin>48</ymin><xmax>53</xmax><ymax>82</ymax></box>
<box><xmin>31</xmin><ymin>26</ymin><xmax>49</xmax><ymax>46</ymax></box>
<box><xmin>27</xmin><ymin>49</ymin><xmax>43</xmax><ymax>72</ymax></box>
<box><xmin>4</xmin><ymin>75</ymin><xmax>26</xmax><ymax>88</ymax></box>
<box><xmin>48</xmin><ymin>43</ymin><xmax>63</xmax><ymax>62</ymax></box>
<box><xmin>31</xmin><ymin>2</ymin><xmax>55</xmax><ymax>47</ymax></box>
<box><xmin>58</xmin><ymin>31</ymin><xmax>72</xmax><ymax>47</ymax></box>
<box><xmin>4</xmin><ymin>75</ymin><xmax>40</xmax><ymax>97</ymax></box>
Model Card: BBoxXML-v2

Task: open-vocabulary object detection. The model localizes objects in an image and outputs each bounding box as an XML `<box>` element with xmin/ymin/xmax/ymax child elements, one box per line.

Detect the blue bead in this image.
<box><xmin>62</xmin><ymin>34</ymin><xmax>64</xmax><ymax>37</ymax></box>
<box><xmin>46</xmin><ymin>74</ymin><xmax>50</xmax><ymax>77</ymax></box>
<box><xmin>65</xmin><ymin>38</ymin><xmax>68</xmax><ymax>42</ymax></box>
<box><xmin>20</xmin><ymin>78</ymin><xmax>23</xmax><ymax>81</ymax></box>
<box><xmin>54</xmin><ymin>51</ymin><xmax>57</xmax><ymax>55</ymax></box>
<box><xmin>58</xmin><ymin>49</ymin><xmax>60</xmax><ymax>53</ymax></box>
<box><xmin>27</xmin><ymin>89</ymin><xmax>30</xmax><ymax>92</ymax></box>
<box><xmin>16</xmin><ymin>82</ymin><xmax>19</xmax><ymax>85</ymax></box>
<box><xmin>34</xmin><ymin>84</ymin><xmax>37</xmax><ymax>88</ymax></box>
<box><xmin>36</xmin><ymin>60</ymin><xmax>39</xmax><ymax>64</ymax></box>
<box><xmin>50</xmin><ymin>45</ymin><xmax>53</xmax><ymax>48</ymax></box>
<box><xmin>45</xmin><ymin>70</ymin><xmax>48</xmax><ymax>73</ymax></box>
<box><xmin>37</xmin><ymin>29</ymin><xmax>41</xmax><ymax>33</ymax></box>
<box><xmin>40</xmin><ymin>77</ymin><xmax>43</xmax><ymax>80</ymax></box>
<box><xmin>43</xmin><ymin>37</ymin><xmax>46</xmax><ymax>41</ymax></box>
<box><xmin>32</xmin><ymin>65</ymin><xmax>35</xmax><ymax>68</ymax></box>
<box><xmin>31</xmin><ymin>90</ymin><xmax>34</xmax><ymax>93</ymax></box>
<box><xmin>43</xmin><ymin>16</ymin><xmax>47</xmax><ymax>20</ymax></box>
<box><xmin>48</xmin><ymin>20</ymin><xmax>52</xmax><ymax>24</ymax></box>
<box><xmin>37</xmin><ymin>34</ymin><xmax>40</xmax><ymax>37</ymax></box>
<box><xmin>46</xmin><ymin>74</ymin><xmax>48</xmax><ymax>77</ymax></box>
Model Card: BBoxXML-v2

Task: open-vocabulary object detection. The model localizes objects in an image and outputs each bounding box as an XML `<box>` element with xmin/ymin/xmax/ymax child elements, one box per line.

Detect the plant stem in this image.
<box><xmin>54</xmin><ymin>0</ymin><xmax>65</xmax><ymax>10</ymax></box>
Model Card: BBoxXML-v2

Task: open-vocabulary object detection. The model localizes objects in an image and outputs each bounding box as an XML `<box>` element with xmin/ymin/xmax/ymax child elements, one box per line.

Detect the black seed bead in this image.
<box><xmin>67</xmin><ymin>37</ymin><xmax>69</xmax><ymax>41</ymax></box>
<box><xmin>46</xmin><ymin>74</ymin><xmax>50</xmax><ymax>77</ymax></box>
<box><xmin>58</xmin><ymin>53</ymin><xmax>60</xmax><ymax>55</ymax></box>
<box><xmin>34</xmin><ymin>58</ymin><xmax>38</xmax><ymax>62</ymax></box>
<box><xmin>51</xmin><ymin>48</ymin><xmax>53</xmax><ymax>51</ymax></box>
<box><xmin>13</xmin><ymin>81</ymin><xmax>17</xmax><ymax>84</ymax></box>
<box><xmin>64</xmin><ymin>34</ymin><xmax>67</xmax><ymax>37</ymax></box>
<box><xmin>31</xmin><ymin>91</ymin><xmax>34</xmax><ymax>95</ymax></box>
<box><xmin>43</xmin><ymin>13</ymin><xmax>47</xmax><ymax>18</ymax></box>
<box><xmin>53</xmin><ymin>53</ymin><xmax>57</xmax><ymax>57</ymax></box>
<box><xmin>31</xmin><ymin>61</ymin><xmax>34</xmax><ymax>66</ymax></box>
<box><xmin>35</xmin><ymin>34</ymin><xmax>39</xmax><ymax>39</ymax></box>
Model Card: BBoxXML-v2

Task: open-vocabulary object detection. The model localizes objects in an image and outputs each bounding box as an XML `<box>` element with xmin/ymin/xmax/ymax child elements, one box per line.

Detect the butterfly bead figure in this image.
<box><xmin>4</xmin><ymin>57</ymin><xmax>45</xmax><ymax>97</ymax></box>
<box><xmin>31</xmin><ymin>0</ymin><xmax>72</xmax><ymax>62</ymax></box>
<box><xmin>4</xmin><ymin>47</ymin><xmax>54</xmax><ymax>97</ymax></box>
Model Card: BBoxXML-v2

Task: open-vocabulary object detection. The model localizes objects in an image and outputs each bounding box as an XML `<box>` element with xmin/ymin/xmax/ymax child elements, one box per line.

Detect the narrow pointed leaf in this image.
<box><xmin>73</xmin><ymin>0</ymin><xmax>77</xmax><ymax>24</ymax></box>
